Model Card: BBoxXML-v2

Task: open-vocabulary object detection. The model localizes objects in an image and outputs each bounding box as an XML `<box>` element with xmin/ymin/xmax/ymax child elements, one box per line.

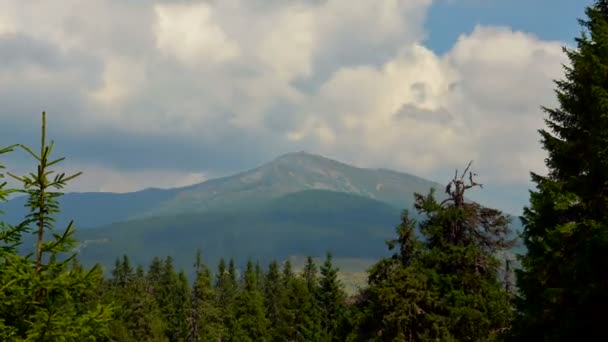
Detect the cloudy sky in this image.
<box><xmin>0</xmin><ymin>0</ymin><xmax>592</xmax><ymax>214</ymax></box>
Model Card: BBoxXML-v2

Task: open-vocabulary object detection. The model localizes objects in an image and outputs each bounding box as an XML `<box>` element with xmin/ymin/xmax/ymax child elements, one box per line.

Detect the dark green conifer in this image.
<box><xmin>318</xmin><ymin>252</ymin><xmax>346</xmax><ymax>341</ymax></box>
<box><xmin>233</xmin><ymin>260</ymin><xmax>270</xmax><ymax>341</ymax></box>
<box><xmin>512</xmin><ymin>1</ymin><xmax>608</xmax><ymax>339</ymax></box>
<box><xmin>352</xmin><ymin>166</ymin><xmax>514</xmax><ymax>341</ymax></box>
<box><xmin>188</xmin><ymin>249</ymin><xmax>222</xmax><ymax>341</ymax></box>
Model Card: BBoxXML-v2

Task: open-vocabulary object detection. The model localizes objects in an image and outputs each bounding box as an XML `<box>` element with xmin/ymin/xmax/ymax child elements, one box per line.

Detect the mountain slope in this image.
<box><xmin>74</xmin><ymin>190</ymin><xmax>403</xmax><ymax>274</ymax></box>
<box><xmin>0</xmin><ymin>187</ymin><xmax>177</xmax><ymax>229</ymax></box>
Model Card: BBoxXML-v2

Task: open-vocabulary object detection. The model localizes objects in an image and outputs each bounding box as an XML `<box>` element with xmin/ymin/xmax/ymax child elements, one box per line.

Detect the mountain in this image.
<box><xmin>2</xmin><ymin>151</ymin><xmax>518</xmax><ymax>275</ymax></box>
<box><xmin>0</xmin><ymin>151</ymin><xmax>444</xmax><ymax>229</ymax></box>
<box><xmin>140</xmin><ymin>151</ymin><xmax>446</xmax><ymax>217</ymax></box>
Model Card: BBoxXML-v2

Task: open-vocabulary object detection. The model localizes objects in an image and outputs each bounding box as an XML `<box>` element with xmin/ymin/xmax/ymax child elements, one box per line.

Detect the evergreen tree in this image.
<box><xmin>512</xmin><ymin>1</ymin><xmax>608</xmax><ymax>339</ymax></box>
<box><xmin>264</xmin><ymin>260</ymin><xmax>291</xmax><ymax>341</ymax></box>
<box><xmin>284</xmin><ymin>273</ymin><xmax>323</xmax><ymax>341</ymax></box>
<box><xmin>302</xmin><ymin>256</ymin><xmax>319</xmax><ymax>294</ymax></box>
<box><xmin>188</xmin><ymin>249</ymin><xmax>221</xmax><ymax>342</ymax></box>
<box><xmin>106</xmin><ymin>259</ymin><xmax>167</xmax><ymax>342</ymax></box>
<box><xmin>215</xmin><ymin>258</ymin><xmax>236</xmax><ymax>341</ymax></box>
<box><xmin>318</xmin><ymin>252</ymin><xmax>346</xmax><ymax>341</ymax></box>
<box><xmin>0</xmin><ymin>112</ymin><xmax>113</xmax><ymax>340</ymax></box>
<box><xmin>233</xmin><ymin>260</ymin><xmax>270</xmax><ymax>341</ymax></box>
<box><xmin>111</xmin><ymin>255</ymin><xmax>134</xmax><ymax>289</ymax></box>
<box><xmin>352</xmin><ymin>165</ymin><xmax>514</xmax><ymax>341</ymax></box>
<box><xmin>281</xmin><ymin>259</ymin><xmax>294</xmax><ymax>287</ymax></box>
<box><xmin>152</xmin><ymin>256</ymin><xmax>190</xmax><ymax>342</ymax></box>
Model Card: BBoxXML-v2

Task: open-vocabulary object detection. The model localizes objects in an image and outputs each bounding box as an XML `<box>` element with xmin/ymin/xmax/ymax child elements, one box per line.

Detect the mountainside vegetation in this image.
<box><xmin>73</xmin><ymin>190</ymin><xmax>402</xmax><ymax>277</ymax></box>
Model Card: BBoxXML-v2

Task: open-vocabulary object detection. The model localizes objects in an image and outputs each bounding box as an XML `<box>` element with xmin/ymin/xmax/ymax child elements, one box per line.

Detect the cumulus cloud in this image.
<box><xmin>0</xmin><ymin>0</ymin><xmax>568</xmax><ymax>209</ymax></box>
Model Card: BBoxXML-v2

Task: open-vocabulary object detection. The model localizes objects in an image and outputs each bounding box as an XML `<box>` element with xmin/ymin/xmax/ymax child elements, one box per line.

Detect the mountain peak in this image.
<box><xmin>273</xmin><ymin>151</ymin><xmax>322</xmax><ymax>161</ymax></box>
<box><xmin>270</xmin><ymin>151</ymin><xmax>351</xmax><ymax>168</ymax></box>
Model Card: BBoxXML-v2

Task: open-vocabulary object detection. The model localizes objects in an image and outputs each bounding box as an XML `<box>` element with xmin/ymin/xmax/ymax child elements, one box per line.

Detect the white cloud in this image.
<box><xmin>0</xmin><ymin>0</ymin><xmax>568</xmax><ymax>197</ymax></box>
<box><xmin>64</xmin><ymin>164</ymin><xmax>208</xmax><ymax>193</ymax></box>
<box><xmin>155</xmin><ymin>2</ymin><xmax>240</xmax><ymax>66</ymax></box>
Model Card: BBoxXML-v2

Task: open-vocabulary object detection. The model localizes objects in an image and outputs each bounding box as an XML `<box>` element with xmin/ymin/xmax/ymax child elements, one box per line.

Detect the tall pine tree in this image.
<box><xmin>512</xmin><ymin>1</ymin><xmax>608</xmax><ymax>340</ymax></box>
<box><xmin>318</xmin><ymin>252</ymin><xmax>346</xmax><ymax>341</ymax></box>
<box><xmin>233</xmin><ymin>260</ymin><xmax>270</xmax><ymax>341</ymax></box>
<box><xmin>187</xmin><ymin>249</ymin><xmax>221</xmax><ymax>341</ymax></box>
<box><xmin>0</xmin><ymin>112</ymin><xmax>113</xmax><ymax>340</ymax></box>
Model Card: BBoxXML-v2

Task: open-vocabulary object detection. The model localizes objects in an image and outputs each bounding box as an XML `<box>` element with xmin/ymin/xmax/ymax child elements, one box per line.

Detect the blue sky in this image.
<box><xmin>427</xmin><ymin>0</ymin><xmax>590</xmax><ymax>53</ymax></box>
<box><xmin>0</xmin><ymin>0</ymin><xmax>596</xmax><ymax>214</ymax></box>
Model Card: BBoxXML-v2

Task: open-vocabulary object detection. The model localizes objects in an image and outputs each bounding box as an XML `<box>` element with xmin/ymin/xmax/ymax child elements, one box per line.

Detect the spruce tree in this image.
<box><xmin>106</xmin><ymin>258</ymin><xmax>167</xmax><ymax>342</ymax></box>
<box><xmin>152</xmin><ymin>256</ymin><xmax>190</xmax><ymax>341</ymax></box>
<box><xmin>512</xmin><ymin>1</ymin><xmax>608</xmax><ymax>339</ymax></box>
<box><xmin>0</xmin><ymin>112</ymin><xmax>113</xmax><ymax>340</ymax></box>
<box><xmin>302</xmin><ymin>256</ymin><xmax>319</xmax><ymax>294</ymax></box>
<box><xmin>352</xmin><ymin>165</ymin><xmax>514</xmax><ymax>341</ymax></box>
<box><xmin>318</xmin><ymin>252</ymin><xmax>346</xmax><ymax>341</ymax></box>
<box><xmin>233</xmin><ymin>260</ymin><xmax>270</xmax><ymax>341</ymax></box>
<box><xmin>214</xmin><ymin>258</ymin><xmax>236</xmax><ymax>341</ymax></box>
<box><xmin>264</xmin><ymin>260</ymin><xmax>291</xmax><ymax>341</ymax></box>
<box><xmin>188</xmin><ymin>249</ymin><xmax>221</xmax><ymax>341</ymax></box>
<box><xmin>284</xmin><ymin>273</ymin><xmax>323</xmax><ymax>341</ymax></box>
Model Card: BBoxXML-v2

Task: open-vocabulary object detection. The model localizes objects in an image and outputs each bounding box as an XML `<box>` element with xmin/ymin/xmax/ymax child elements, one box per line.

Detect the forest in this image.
<box><xmin>1</xmin><ymin>1</ymin><xmax>608</xmax><ymax>341</ymax></box>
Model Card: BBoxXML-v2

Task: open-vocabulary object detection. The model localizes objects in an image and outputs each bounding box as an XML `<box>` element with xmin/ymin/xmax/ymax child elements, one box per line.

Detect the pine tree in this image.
<box><xmin>263</xmin><ymin>260</ymin><xmax>291</xmax><ymax>341</ymax></box>
<box><xmin>352</xmin><ymin>165</ymin><xmax>514</xmax><ymax>341</ymax></box>
<box><xmin>281</xmin><ymin>259</ymin><xmax>294</xmax><ymax>288</ymax></box>
<box><xmin>233</xmin><ymin>260</ymin><xmax>270</xmax><ymax>341</ymax></box>
<box><xmin>152</xmin><ymin>256</ymin><xmax>190</xmax><ymax>342</ymax></box>
<box><xmin>106</xmin><ymin>258</ymin><xmax>167</xmax><ymax>342</ymax></box>
<box><xmin>302</xmin><ymin>256</ymin><xmax>319</xmax><ymax>294</ymax></box>
<box><xmin>188</xmin><ymin>249</ymin><xmax>221</xmax><ymax>341</ymax></box>
<box><xmin>284</xmin><ymin>273</ymin><xmax>323</xmax><ymax>341</ymax></box>
<box><xmin>0</xmin><ymin>112</ymin><xmax>113</xmax><ymax>340</ymax></box>
<box><xmin>318</xmin><ymin>252</ymin><xmax>346</xmax><ymax>341</ymax></box>
<box><xmin>214</xmin><ymin>258</ymin><xmax>236</xmax><ymax>341</ymax></box>
<box><xmin>511</xmin><ymin>1</ymin><xmax>608</xmax><ymax>340</ymax></box>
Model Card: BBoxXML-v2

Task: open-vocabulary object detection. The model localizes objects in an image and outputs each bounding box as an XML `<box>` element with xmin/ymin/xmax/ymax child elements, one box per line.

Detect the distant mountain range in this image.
<box><xmin>0</xmin><ymin>152</ymin><xmax>521</xmax><ymax>275</ymax></box>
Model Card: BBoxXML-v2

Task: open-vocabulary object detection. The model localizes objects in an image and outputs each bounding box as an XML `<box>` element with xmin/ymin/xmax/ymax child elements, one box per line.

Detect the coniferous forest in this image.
<box><xmin>2</xmin><ymin>1</ymin><xmax>608</xmax><ymax>341</ymax></box>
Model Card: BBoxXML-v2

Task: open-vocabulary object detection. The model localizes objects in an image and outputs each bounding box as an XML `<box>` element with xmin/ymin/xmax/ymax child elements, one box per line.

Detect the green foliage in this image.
<box><xmin>105</xmin><ymin>256</ymin><xmax>167</xmax><ymax>342</ymax></box>
<box><xmin>511</xmin><ymin>1</ymin><xmax>608</xmax><ymax>340</ymax></box>
<box><xmin>0</xmin><ymin>112</ymin><xmax>113</xmax><ymax>341</ymax></box>
<box><xmin>154</xmin><ymin>256</ymin><xmax>190</xmax><ymax>341</ymax></box>
<box><xmin>233</xmin><ymin>260</ymin><xmax>270</xmax><ymax>341</ymax></box>
<box><xmin>188</xmin><ymin>249</ymin><xmax>222</xmax><ymax>341</ymax></box>
<box><xmin>318</xmin><ymin>252</ymin><xmax>347</xmax><ymax>341</ymax></box>
<box><xmin>351</xmin><ymin>167</ymin><xmax>514</xmax><ymax>341</ymax></box>
<box><xmin>263</xmin><ymin>260</ymin><xmax>291</xmax><ymax>341</ymax></box>
<box><xmin>214</xmin><ymin>258</ymin><xmax>237</xmax><ymax>341</ymax></box>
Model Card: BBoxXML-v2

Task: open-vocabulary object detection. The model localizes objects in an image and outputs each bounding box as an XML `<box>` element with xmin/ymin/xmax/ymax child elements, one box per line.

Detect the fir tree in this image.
<box><xmin>264</xmin><ymin>260</ymin><xmax>291</xmax><ymax>341</ymax></box>
<box><xmin>0</xmin><ymin>112</ymin><xmax>113</xmax><ymax>340</ymax></box>
<box><xmin>187</xmin><ymin>249</ymin><xmax>221</xmax><ymax>342</ymax></box>
<box><xmin>352</xmin><ymin>165</ymin><xmax>514</xmax><ymax>341</ymax></box>
<box><xmin>512</xmin><ymin>1</ymin><xmax>608</xmax><ymax>339</ymax></box>
<box><xmin>106</xmin><ymin>258</ymin><xmax>167</xmax><ymax>342</ymax></box>
<box><xmin>215</xmin><ymin>258</ymin><xmax>236</xmax><ymax>341</ymax></box>
<box><xmin>152</xmin><ymin>256</ymin><xmax>190</xmax><ymax>342</ymax></box>
<box><xmin>284</xmin><ymin>273</ymin><xmax>323</xmax><ymax>342</ymax></box>
<box><xmin>318</xmin><ymin>252</ymin><xmax>346</xmax><ymax>341</ymax></box>
<box><xmin>233</xmin><ymin>260</ymin><xmax>270</xmax><ymax>342</ymax></box>
<box><xmin>302</xmin><ymin>256</ymin><xmax>319</xmax><ymax>294</ymax></box>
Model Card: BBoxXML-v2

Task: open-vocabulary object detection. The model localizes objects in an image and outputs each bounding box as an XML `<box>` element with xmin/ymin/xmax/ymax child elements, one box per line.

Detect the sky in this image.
<box><xmin>0</xmin><ymin>0</ymin><xmax>594</xmax><ymax>214</ymax></box>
